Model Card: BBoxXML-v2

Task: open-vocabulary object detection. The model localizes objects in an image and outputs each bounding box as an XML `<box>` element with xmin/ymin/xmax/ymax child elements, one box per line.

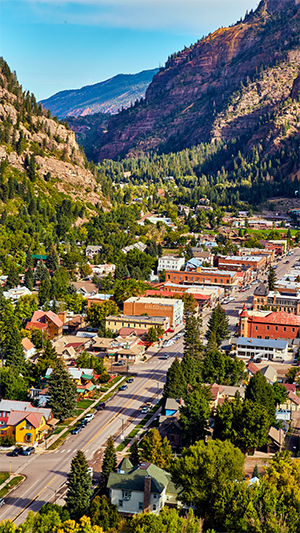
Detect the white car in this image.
<box><xmin>83</xmin><ymin>413</ymin><xmax>94</xmax><ymax>423</ymax></box>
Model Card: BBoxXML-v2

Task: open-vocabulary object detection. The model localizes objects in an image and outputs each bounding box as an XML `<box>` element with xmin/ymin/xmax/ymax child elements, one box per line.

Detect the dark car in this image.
<box><xmin>22</xmin><ymin>447</ymin><xmax>35</xmax><ymax>456</ymax></box>
<box><xmin>255</xmin><ymin>357</ymin><xmax>262</xmax><ymax>363</ymax></box>
<box><xmin>119</xmin><ymin>384</ymin><xmax>128</xmax><ymax>391</ymax></box>
<box><xmin>127</xmin><ymin>378</ymin><xmax>134</xmax><ymax>384</ymax></box>
<box><xmin>71</xmin><ymin>426</ymin><xmax>82</xmax><ymax>435</ymax></box>
<box><xmin>79</xmin><ymin>419</ymin><xmax>88</xmax><ymax>427</ymax></box>
<box><xmin>96</xmin><ymin>402</ymin><xmax>106</xmax><ymax>410</ymax></box>
<box><xmin>10</xmin><ymin>447</ymin><xmax>22</xmax><ymax>456</ymax></box>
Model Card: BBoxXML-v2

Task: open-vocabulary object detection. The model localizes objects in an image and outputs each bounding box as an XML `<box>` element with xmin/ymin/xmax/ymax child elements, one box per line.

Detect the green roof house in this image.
<box><xmin>107</xmin><ymin>458</ymin><xmax>181</xmax><ymax>515</ymax></box>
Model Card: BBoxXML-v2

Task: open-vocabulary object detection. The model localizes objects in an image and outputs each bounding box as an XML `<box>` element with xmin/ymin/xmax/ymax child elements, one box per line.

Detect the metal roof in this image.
<box><xmin>237</xmin><ymin>337</ymin><xmax>288</xmax><ymax>349</ymax></box>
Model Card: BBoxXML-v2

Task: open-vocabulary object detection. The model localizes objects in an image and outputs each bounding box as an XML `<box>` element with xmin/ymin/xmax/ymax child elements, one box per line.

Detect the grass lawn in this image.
<box><xmin>0</xmin><ymin>473</ymin><xmax>9</xmax><ymax>485</ymax></box>
<box><xmin>77</xmin><ymin>399</ymin><xmax>94</xmax><ymax>410</ymax></box>
<box><xmin>0</xmin><ymin>476</ymin><xmax>24</xmax><ymax>498</ymax></box>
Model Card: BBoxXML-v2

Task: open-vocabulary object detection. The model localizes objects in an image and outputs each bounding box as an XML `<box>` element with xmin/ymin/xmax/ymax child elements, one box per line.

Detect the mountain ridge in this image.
<box><xmin>40</xmin><ymin>68</ymin><xmax>159</xmax><ymax>119</ymax></box>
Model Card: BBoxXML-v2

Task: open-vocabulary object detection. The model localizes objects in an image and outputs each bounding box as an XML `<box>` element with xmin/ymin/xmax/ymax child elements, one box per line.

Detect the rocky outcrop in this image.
<box><xmin>90</xmin><ymin>0</ymin><xmax>300</xmax><ymax>162</ymax></box>
<box><xmin>291</xmin><ymin>72</ymin><xmax>300</xmax><ymax>99</ymax></box>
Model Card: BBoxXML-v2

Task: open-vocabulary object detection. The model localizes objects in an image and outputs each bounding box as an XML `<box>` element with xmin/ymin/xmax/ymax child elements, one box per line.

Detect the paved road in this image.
<box><xmin>0</xmin><ymin>338</ymin><xmax>183</xmax><ymax>525</ymax></box>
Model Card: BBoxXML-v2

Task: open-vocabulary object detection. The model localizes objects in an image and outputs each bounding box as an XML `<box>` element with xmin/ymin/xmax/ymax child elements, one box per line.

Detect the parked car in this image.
<box><xmin>79</xmin><ymin>419</ymin><xmax>88</xmax><ymax>427</ymax></box>
<box><xmin>117</xmin><ymin>360</ymin><xmax>126</xmax><ymax>366</ymax></box>
<box><xmin>141</xmin><ymin>406</ymin><xmax>149</xmax><ymax>414</ymax></box>
<box><xmin>96</xmin><ymin>402</ymin><xmax>106</xmax><ymax>410</ymax></box>
<box><xmin>0</xmin><ymin>498</ymin><xmax>5</xmax><ymax>508</ymax></box>
<box><xmin>71</xmin><ymin>426</ymin><xmax>82</xmax><ymax>435</ymax></box>
<box><xmin>127</xmin><ymin>377</ymin><xmax>134</xmax><ymax>383</ymax></box>
<box><xmin>162</xmin><ymin>353</ymin><xmax>169</xmax><ymax>359</ymax></box>
<box><xmin>255</xmin><ymin>358</ymin><xmax>262</xmax><ymax>363</ymax></box>
<box><xmin>83</xmin><ymin>413</ymin><xmax>94</xmax><ymax>423</ymax></box>
<box><xmin>69</xmin><ymin>361</ymin><xmax>77</xmax><ymax>367</ymax></box>
<box><xmin>22</xmin><ymin>446</ymin><xmax>35</xmax><ymax>456</ymax></box>
<box><xmin>119</xmin><ymin>384</ymin><xmax>128</xmax><ymax>391</ymax></box>
<box><xmin>10</xmin><ymin>447</ymin><xmax>22</xmax><ymax>456</ymax></box>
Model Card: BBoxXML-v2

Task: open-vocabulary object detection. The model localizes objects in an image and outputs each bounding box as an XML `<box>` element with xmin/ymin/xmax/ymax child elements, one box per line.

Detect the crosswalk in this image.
<box><xmin>54</xmin><ymin>448</ymin><xmax>89</xmax><ymax>455</ymax></box>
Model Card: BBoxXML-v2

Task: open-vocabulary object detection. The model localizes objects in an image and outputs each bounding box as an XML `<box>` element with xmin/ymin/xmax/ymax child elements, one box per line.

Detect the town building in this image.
<box><xmin>236</xmin><ymin>337</ymin><xmax>289</xmax><ymax>361</ymax></box>
<box><xmin>85</xmin><ymin>245</ymin><xmax>102</xmax><ymax>259</ymax></box>
<box><xmin>165</xmin><ymin>269</ymin><xmax>237</xmax><ymax>290</ymax></box>
<box><xmin>191</xmin><ymin>249</ymin><xmax>213</xmax><ymax>265</ymax></box>
<box><xmin>238</xmin><ymin>248</ymin><xmax>275</xmax><ymax>264</ymax></box>
<box><xmin>261</xmin><ymin>240</ymin><xmax>288</xmax><ymax>256</ymax></box>
<box><xmin>157</xmin><ymin>256</ymin><xmax>185</xmax><ymax>273</ymax></box>
<box><xmin>238</xmin><ymin>304</ymin><xmax>300</xmax><ymax>340</ymax></box>
<box><xmin>26</xmin><ymin>310</ymin><xmax>64</xmax><ymax>340</ymax></box>
<box><xmin>3</xmin><ymin>286</ymin><xmax>32</xmax><ymax>301</ymax></box>
<box><xmin>253</xmin><ymin>283</ymin><xmax>300</xmax><ymax>315</ymax></box>
<box><xmin>105</xmin><ymin>314</ymin><xmax>170</xmax><ymax>334</ymax></box>
<box><xmin>185</xmin><ymin>258</ymin><xmax>203</xmax><ymax>271</ymax></box>
<box><xmin>215</xmin><ymin>255</ymin><xmax>266</xmax><ymax>272</ymax></box>
<box><xmin>123</xmin><ymin>297</ymin><xmax>183</xmax><ymax>328</ymax></box>
<box><xmin>122</xmin><ymin>242</ymin><xmax>147</xmax><ymax>254</ymax></box>
<box><xmin>22</xmin><ymin>337</ymin><xmax>36</xmax><ymax>360</ymax></box>
<box><xmin>107</xmin><ymin>458</ymin><xmax>180</xmax><ymax>515</ymax></box>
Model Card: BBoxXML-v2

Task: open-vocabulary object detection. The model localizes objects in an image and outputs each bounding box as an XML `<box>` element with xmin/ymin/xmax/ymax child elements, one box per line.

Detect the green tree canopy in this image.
<box><xmin>48</xmin><ymin>359</ymin><xmax>77</xmax><ymax>420</ymax></box>
<box><xmin>139</xmin><ymin>428</ymin><xmax>173</xmax><ymax>469</ymax></box>
<box><xmin>102</xmin><ymin>436</ymin><xmax>117</xmax><ymax>482</ymax></box>
<box><xmin>179</xmin><ymin>385</ymin><xmax>211</xmax><ymax>445</ymax></box>
<box><xmin>66</xmin><ymin>450</ymin><xmax>93</xmax><ymax>521</ymax></box>
<box><xmin>206</xmin><ymin>304</ymin><xmax>230</xmax><ymax>345</ymax></box>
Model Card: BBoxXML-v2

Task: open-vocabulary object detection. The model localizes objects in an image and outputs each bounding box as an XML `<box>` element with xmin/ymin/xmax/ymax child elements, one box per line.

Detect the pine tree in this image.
<box><xmin>48</xmin><ymin>359</ymin><xmax>77</xmax><ymax>420</ymax></box>
<box><xmin>164</xmin><ymin>357</ymin><xmax>186</xmax><ymax>398</ymax></box>
<box><xmin>206</xmin><ymin>304</ymin><xmax>230</xmax><ymax>345</ymax></box>
<box><xmin>6</xmin><ymin>264</ymin><xmax>19</xmax><ymax>289</ymax></box>
<box><xmin>140</xmin><ymin>428</ymin><xmax>173</xmax><ymax>469</ymax></box>
<box><xmin>66</xmin><ymin>450</ymin><xmax>93</xmax><ymax>520</ymax></box>
<box><xmin>253</xmin><ymin>464</ymin><xmax>259</xmax><ymax>478</ymax></box>
<box><xmin>25</xmin><ymin>248</ymin><xmax>34</xmax><ymax>269</ymax></box>
<box><xmin>129</xmin><ymin>438</ymin><xmax>140</xmax><ymax>467</ymax></box>
<box><xmin>102</xmin><ymin>436</ymin><xmax>117</xmax><ymax>481</ymax></box>
<box><xmin>268</xmin><ymin>266</ymin><xmax>277</xmax><ymax>291</ymax></box>
<box><xmin>46</xmin><ymin>245</ymin><xmax>59</xmax><ymax>271</ymax></box>
<box><xmin>24</xmin><ymin>267</ymin><xmax>34</xmax><ymax>290</ymax></box>
<box><xmin>4</xmin><ymin>325</ymin><xmax>26</xmax><ymax>373</ymax></box>
<box><xmin>183</xmin><ymin>316</ymin><xmax>203</xmax><ymax>358</ymax></box>
<box><xmin>39</xmin><ymin>277</ymin><xmax>51</xmax><ymax>305</ymax></box>
<box><xmin>245</xmin><ymin>371</ymin><xmax>275</xmax><ymax>423</ymax></box>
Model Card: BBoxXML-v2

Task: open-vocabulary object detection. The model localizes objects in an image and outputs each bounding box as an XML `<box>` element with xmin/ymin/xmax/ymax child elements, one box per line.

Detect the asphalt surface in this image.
<box><xmin>0</xmin><ymin>339</ymin><xmax>183</xmax><ymax>525</ymax></box>
<box><xmin>1</xmin><ymin>247</ymin><xmax>299</xmax><ymax>525</ymax></box>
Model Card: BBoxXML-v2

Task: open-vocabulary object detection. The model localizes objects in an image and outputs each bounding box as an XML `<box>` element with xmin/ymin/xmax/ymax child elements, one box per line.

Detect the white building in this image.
<box><xmin>3</xmin><ymin>286</ymin><xmax>32</xmax><ymax>301</ymax></box>
<box><xmin>236</xmin><ymin>337</ymin><xmax>289</xmax><ymax>361</ymax></box>
<box><xmin>158</xmin><ymin>255</ymin><xmax>185</xmax><ymax>273</ymax></box>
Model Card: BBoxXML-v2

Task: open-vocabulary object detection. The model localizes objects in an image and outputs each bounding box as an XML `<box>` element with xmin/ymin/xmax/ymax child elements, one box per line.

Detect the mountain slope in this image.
<box><xmin>92</xmin><ymin>0</ymin><xmax>300</xmax><ymax>162</ymax></box>
<box><xmin>39</xmin><ymin>68</ymin><xmax>159</xmax><ymax>119</ymax></box>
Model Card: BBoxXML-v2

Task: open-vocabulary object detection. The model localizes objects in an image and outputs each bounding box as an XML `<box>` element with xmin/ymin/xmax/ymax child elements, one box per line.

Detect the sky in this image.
<box><xmin>0</xmin><ymin>0</ymin><xmax>259</xmax><ymax>101</ymax></box>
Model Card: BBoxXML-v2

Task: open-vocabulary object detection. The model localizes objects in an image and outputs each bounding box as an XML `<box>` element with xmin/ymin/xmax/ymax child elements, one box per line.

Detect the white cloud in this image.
<box><xmin>9</xmin><ymin>0</ymin><xmax>260</xmax><ymax>32</ymax></box>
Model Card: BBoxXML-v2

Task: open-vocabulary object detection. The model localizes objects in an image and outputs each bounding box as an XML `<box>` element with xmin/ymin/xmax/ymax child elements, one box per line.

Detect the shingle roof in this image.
<box><xmin>289</xmin><ymin>391</ymin><xmax>300</xmax><ymax>405</ymax></box>
<box><xmin>247</xmin><ymin>362</ymin><xmax>259</xmax><ymax>375</ymax></box>
<box><xmin>260</xmin><ymin>365</ymin><xmax>277</xmax><ymax>382</ymax></box>
<box><xmin>107</xmin><ymin>463</ymin><xmax>180</xmax><ymax>495</ymax></box>
<box><xmin>7</xmin><ymin>410</ymin><xmax>44</xmax><ymax>428</ymax></box>
<box><xmin>250</xmin><ymin>312</ymin><xmax>300</xmax><ymax>326</ymax></box>
<box><xmin>254</xmin><ymin>283</ymin><xmax>268</xmax><ymax>296</ymax></box>
<box><xmin>22</xmin><ymin>337</ymin><xmax>34</xmax><ymax>351</ymax></box>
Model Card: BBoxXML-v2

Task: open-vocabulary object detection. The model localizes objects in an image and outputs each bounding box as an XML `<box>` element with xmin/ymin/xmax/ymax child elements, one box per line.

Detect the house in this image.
<box><xmin>238</xmin><ymin>305</ymin><xmax>300</xmax><ymax>340</ymax></box>
<box><xmin>3</xmin><ymin>410</ymin><xmax>48</xmax><ymax>444</ymax></box>
<box><xmin>280</xmin><ymin>391</ymin><xmax>300</xmax><ymax>412</ymax></box>
<box><xmin>157</xmin><ymin>256</ymin><xmax>185</xmax><ymax>273</ymax></box>
<box><xmin>191</xmin><ymin>249</ymin><xmax>213</xmax><ymax>265</ymax></box>
<box><xmin>63</xmin><ymin>315</ymin><xmax>85</xmax><ymax>334</ymax></box>
<box><xmin>259</xmin><ymin>365</ymin><xmax>277</xmax><ymax>384</ymax></box>
<box><xmin>3</xmin><ymin>286</ymin><xmax>32</xmax><ymax>301</ymax></box>
<box><xmin>236</xmin><ymin>337</ymin><xmax>289</xmax><ymax>361</ymax></box>
<box><xmin>52</xmin><ymin>335</ymin><xmax>93</xmax><ymax>357</ymax></box>
<box><xmin>122</xmin><ymin>242</ymin><xmax>147</xmax><ymax>254</ymax></box>
<box><xmin>268</xmin><ymin>426</ymin><xmax>286</xmax><ymax>451</ymax></box>
<box><xmin>107</xmin><ymin>458</ymin><xmax>181</xmax><ymax>515</ymax></box>
<box><xmin>22</xmin><ymin>337</ymin><xmax>36</xmax><ymax>360</ymax></box>
<box><xmin>185</xmin><ymin>258</ymin><xmax>203</xmax><ymax>272</ymax></box>
<box><xmin>247</xmin><ymin>361</ymin><xmax>259</xmax><ymax>377</ymax></box>
<box><xmin>72</xmin><ymin>281</ymin><xmax>98</xmax><ymax>297</ymax></box>
<box><xmin>26</xmin><ymin>310</ymin><xmax>64</xmax><ymax>340</ymax></box>
<box><xmin>158</xmin><ymin>416</ymin><xmax>182</xmax><ymax>450</ymax></box>
<box><xmin>86</xmin><ymin>245</ymin><xmax>102</xmax><ymax>259</ymax></box>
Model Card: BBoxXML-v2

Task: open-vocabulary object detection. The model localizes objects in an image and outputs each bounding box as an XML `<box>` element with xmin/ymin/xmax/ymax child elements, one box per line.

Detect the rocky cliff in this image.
<box><xmin>92</xmin><ymin>0</ymin><xmax>300</xmax><ymax>162</ymax></box>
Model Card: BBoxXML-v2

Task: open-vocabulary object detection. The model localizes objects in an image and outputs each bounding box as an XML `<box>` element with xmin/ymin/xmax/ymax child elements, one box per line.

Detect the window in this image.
<box><xmin>179</xmin><ymin>276</ymin><xmax>182</xmax><ymax>281</ymax></box>
<box><xmin>153</xmin><ymin>494</ymin><xmax>158</xmax><ymax>499</ymax></box>
<box><xmin>138</xmin><ymin>502</ymin><xmax>143</xmax><ymax>510</ymax></box>
<box><xmin>283</xmin><ymin>327</ymin><xmax>286</xmax><ymax>332</ymax></box>
<box><xmin>26</xmin><ymin>422</ymin><xmax>32</xmax><ymax>430</ymax></box>
<box><xmin>153</xmin><ymin>504</ymin><xmax>157</xmax><ymax>511</ymax></box>
<box><xmin>266</xmin><ymin>326</ymin><xmax>269</xmax><ymax>330</ymax></box>
<box><xmin>255</xmin><ymin>326</ymin><xmax>258</xmax><ymax>331</ymax></box>
<box><xmin>265</xmin><ymin>336</ymin><xmax>269</xmax><ymax>339</ymax></box>
<box><xmin>292</xmin><ymin>328</ymin><xmax>295</xmax><ymax>332</ymax></box>
<box><xmin>214</xmin><ymin>278</ymin><xmax>217</xmax><ymax>283</ymax></box>
<box><xmin>227</xmin><ymin>280</ymin><xmax>229</xmax><ymax>284</ymax></box>
<box><xmin>275</xmin><ymin>326</ymin><xmax>278</xmax><ymax>331</ymax></box>
<box><xmin>257</xmin><ymin>335</ymin><xmax>262</xmax><ymax>339</ymax></box>
<box><xmin>119</xmin><ymin>500</ymin><xmax>123</xmax><ymax>508</ymax></box>
<box><xmin>122</xmin><ymin>491</ymin><xmax>131</xmax><ymax>500</ymax></box>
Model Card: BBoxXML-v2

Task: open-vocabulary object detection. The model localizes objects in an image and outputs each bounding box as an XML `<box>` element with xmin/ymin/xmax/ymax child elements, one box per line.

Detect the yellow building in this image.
<box><xmin>5</xmin><ymin>410</ymin><xmax>47</xmax><ymax>444</ymax></box>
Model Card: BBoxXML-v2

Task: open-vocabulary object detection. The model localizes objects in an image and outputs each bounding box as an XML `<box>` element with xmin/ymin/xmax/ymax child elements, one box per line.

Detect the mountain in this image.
<box><xmin>92</xmin><ymin>0</ymin><xmax>300</xmax><ymax>162</ymax></box>
<box><xmin>39</xmin><ymin>68</ymin><xmax>159</xmax><ymax>119</ymax></box>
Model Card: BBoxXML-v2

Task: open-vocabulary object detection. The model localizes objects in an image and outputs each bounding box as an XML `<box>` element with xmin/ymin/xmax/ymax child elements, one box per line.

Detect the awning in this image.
<box><xmin>47</xmin><ymin>418</ymin><xmax>59</xmax><ymax>427</ymax></box>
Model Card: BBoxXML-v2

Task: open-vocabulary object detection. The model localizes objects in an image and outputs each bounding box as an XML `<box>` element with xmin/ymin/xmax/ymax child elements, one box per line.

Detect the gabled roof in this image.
<box><xmin>31</xmin><ymin>310</ymin><xmax>63</xmax><ymax>328</ymax></box>
<box><xmin>22</xmin><ymin>337</ymin><xmax>34</xmax><ymax>351</ymax></box>
<box><xmin>281</xmin><ymin>383</ymin><xmax>296</xmax><ymax>393</ymax></box>
<box><xmin>288</xmin><ymin>391</ymin><xmax>300</xmax><ymax>405</ymax></box>
<box><xmin>107</xmin><ymin>462</ymin><xmax>180</xmax><ymax>495</ymax></box>
<box><xmin>118</xmin><ymin>457</ymin><xmax>133</xmax><ymax>473</ymax></box>
<box><xmin>165</xmin><ymin>398</ymin><xmax>184</xmax><ymax>412</ymax></box>
<box><xmin>268</xmin><ymin>426</ymin><xmax>285</xmax><ymax>446</ymax></box>
<box><xmin>0</xmin><ymin>400</ymin><xmax>33</xmax><ymax>412</ymax></box>
<box><xmin>260</xmin><ymin>365</ymin><xmax>277</xmax><ymax>382</ymax></box>
<box><xmin>254</xmin><ymin>282</ymin><xmax>268</xmax><ymax>296</ymax></box>
<box><xmin>247</xmin><ymin>362</ymin><xmax>259</xmax><ymax>375</ymax></box>
<box><xmin>7</xmin><ymin>410</ymin><xmax>44</xmax><ymax>428</ymax></box>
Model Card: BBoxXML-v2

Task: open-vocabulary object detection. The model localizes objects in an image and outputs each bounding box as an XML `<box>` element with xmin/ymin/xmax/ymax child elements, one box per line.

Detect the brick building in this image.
<box><xmin>215</xmin><ymin>255</ymin><xmax>266</xmax><ymax>272</ymax></box>
<box><xmin>123</xmin><ymin>296</ymin><xmax>184</xmax><ymax>328</ymax></box>
<box><xmin>238</xmin><ymin>304</ymin><xmax>300</xmax><ymax>340</ymax></box>
<box><xmin>261</xmin><ymin>240</ymin><xmax>288</xmax><ymax>256</ymax></box>
<box><xmin>165</xmin><ymin>269</ymin><xmax>237</xmax><ymax>290</ymax></box>
<box><xmin>253</xmin><ymin>282</ymin><xmax>300</xmax><ymax>315</ymax></box>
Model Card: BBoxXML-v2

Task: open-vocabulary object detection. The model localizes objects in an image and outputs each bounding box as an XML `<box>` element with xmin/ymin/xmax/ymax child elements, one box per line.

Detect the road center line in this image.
<box><xmin>12</xmin><ymin>475</ymin><xmax>57</xmax><ymax>522</ymax></box>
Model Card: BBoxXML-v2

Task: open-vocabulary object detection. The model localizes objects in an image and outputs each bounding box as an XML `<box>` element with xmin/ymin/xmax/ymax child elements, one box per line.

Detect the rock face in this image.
<box><xmin>40</xmin><ymin>69</ymin><xmax>159</xmax><ymax>119</ymax></box>
<box><xmin>91</xmin><ymin>0</ymin><xmax>300</xmax><ymax>162</ymax></box>
<box><xmin>291</xmin><ymin>72</ymin><xmax>300</xmax><ymax>98</ymax></box>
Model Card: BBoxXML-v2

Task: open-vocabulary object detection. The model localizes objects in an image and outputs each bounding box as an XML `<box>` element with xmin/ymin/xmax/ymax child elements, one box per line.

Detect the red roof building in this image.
<box><xmin>239</xmin><ymin>308</ymin><xmax>300</xmax><ymax>340</ymax></box>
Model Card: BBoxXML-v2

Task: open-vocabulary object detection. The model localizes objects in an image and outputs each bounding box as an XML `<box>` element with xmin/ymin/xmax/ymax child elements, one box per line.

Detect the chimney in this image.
<box><xmin>58</xmin><ymin>312</ymin><xmax>66</xmax><ymax>324</ymax></box>
<box><xmin>179</xmin><ymin>397</ymin><xmax>183</xmax><ymax>405</ymax></box>
<box><xmin>143</xmin><ymin>475</ymin><xmax>151</xmax><ymax>513</ymax></box>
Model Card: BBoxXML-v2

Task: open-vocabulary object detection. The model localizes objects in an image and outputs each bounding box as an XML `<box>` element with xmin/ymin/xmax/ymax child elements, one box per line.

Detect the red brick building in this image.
<box><xmin>215</xmin><ymin>255</ymin><xmax>266</xmax><ymax>271</ymax></box>
<box><xmin>165</xmin><ymin>269</ymin><xmax>237</xmax><ymax>289</ymax></box>
<box><xmin>238</xmin><ymin>304</ymin><xmax>300</xmax><ymax>340</ymax></box>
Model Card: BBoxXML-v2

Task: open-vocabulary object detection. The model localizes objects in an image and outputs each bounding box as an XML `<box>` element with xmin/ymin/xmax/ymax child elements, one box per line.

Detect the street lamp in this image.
<box><xmin>48</xmin><ymin>487</ymin><xmax>57</xmax><ymax>505</ymax></box>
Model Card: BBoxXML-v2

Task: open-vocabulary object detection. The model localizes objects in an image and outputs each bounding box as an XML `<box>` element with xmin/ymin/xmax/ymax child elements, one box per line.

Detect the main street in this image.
<box><xmin>1</xmin><ymin>247</ymin><xmax>299</xmax><ymax>526</ymax></box>
<box><xmin>0</xmin><ymin>339</ymin><xmax>183</xmax><ymax>525</ymax></box>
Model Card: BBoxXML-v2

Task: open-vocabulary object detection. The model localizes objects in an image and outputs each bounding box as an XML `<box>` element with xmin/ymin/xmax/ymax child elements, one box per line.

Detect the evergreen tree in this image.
<box><xmin>6</xmin><ymin>263</ymin><xmax>19</xmax><ymax>288</ymax></box>
<box><xmin>206</xmin><ymin>304</ymin><xmax>230</xmax><ymax>345</ymax></box>
<box><xmin>253</xmin><ymin>464</ymin><xmax>259</xmax><ymax>478</ymax></box>
<box><xmin>90</xmin><ymin>495</ymin><xmax>119</xmax><ymax>530</ymax></box>
<box><xmin>5</xmin><ymin>325</ymin><xmax>26</xmax><ymax>373</ymax></box>
<box><xmin>24</xmin><ymin>266</ymin><xmax>34</xmax><ymax>290</ymax></box>
<box><xmin>39</xmin><ymin>277</ymin><xmax>51</xmax><ymax>305</ymax></box>
<box><xmin>164</xmin><ymin>357</ymin><xmax>186</xmax><ymax>399</ymax></box>
<box><xmin>129</xmin><ymin>438</ymin><xmax>140</xmax><ymax>467</ymax></box>
<box><xmin>35</xmin><ymin>338</ymin><xmax>58</xmax><ymax>377</ymax></box>
<box><xmin>66</xmin><ymin>450</ymin><xmax>93</xmax><ymax>520</ymax></box>
<box><xmin>183</xmin><ymin>316</ymin><xmax>203</xmax><ymax>358</ymax></box>
<box><xmin>268</xmin><ymin>266</ymin><xmax>277</xmax><ymax>291</ymax></box>
<box><xmin>48</xmin><ymin>359</ymin><xmax>77</xmax><ymax>420</ymax></box>
<box><xmin>25</xmin><ymin>248</ymin><xmax>34</xmax><ymax>269</ymax></box>
<box><xmin>179</xmin><ymin>385</ymin><xmax>211</xmax><ymax>445</ymax></box>
<box><xmin>102</xmin><ymin>436</ymin><xmax>117</xmax><ymax>481</ymax></box>
<box><xmin>46</xmin><ymin>245</ymin><xmax>59</xmax><ymax>271</ymax></box>
<box><xmin>114</xmin><ymin>264</ymin><xmax>130</xmax><ymax>280</ymax></box>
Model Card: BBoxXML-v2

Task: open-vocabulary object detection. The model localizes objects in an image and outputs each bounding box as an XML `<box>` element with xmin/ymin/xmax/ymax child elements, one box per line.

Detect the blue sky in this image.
<box><xmin>0</xmin><ymin>0</ymin><xmax>259</xmax><ymax>101</ymax></box>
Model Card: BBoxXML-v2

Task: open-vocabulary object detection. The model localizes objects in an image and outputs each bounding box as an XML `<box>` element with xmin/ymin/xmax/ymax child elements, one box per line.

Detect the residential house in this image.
<box><xmin>280</xmin><ymin>391</ymin><xmax>300</xmax><ymax>412</ymax></box>
<box><xmin>191</xmin><ymin>249</ymin><xmax>213</xmax><ymax>265</ymax></box>
<box><xmin>87</xmin><ymin>294</ymin><xmax>114</xmax><ymax>307</ymax></box>
<box><xmin>72</xmin><ymin>281</ymin><xmax>98</xmax><ymax>297</ymax></box>
<box><xmin>3</xmin><ymin>410</ymin><xmax>48</xmax><ymax>444</ymax></box>
<box><xmin>157</xmin><ymin>256</ymin><xmax>185</xmax><ymax>273</ymax></box>
<box><xmin>158</xmin><ymin>415</ymin><xmax>182</xmax><ymax>451</ymax></box>
<box><xmin>259</xmin><ymin>365</ymin><xmax>277</xmax><ymax>384</ymax></box>
<box><xmin>107</xmin><ymin>458</ymin><xmax>181</xmax><ymax>515</ymax></box>
<box><xmin>3</xmin><ymin>286</ymin><xmax>32</xmax><ymax>302</ymax></box>
<box><xmin>63</xmin><ymin>315</ymin><xmax>85</xmax><ymax>334</ymax></box>
<box><xmin>122</xmin><ymin>242</ymin><xmax>147</xmax><ymax>254</ymax></box>
<box><xmin>86</xmin><ymin>245</ymin><xmax>102</xmax><ymax>259</ymax></box>
<box><xmin>246</xmin><ymin>361</ymin><xmax>260</xmax><ymax>378</ymax></box>
<box><xmin>22</xmin><ymin>337</ymin><xmax>36</xmax><ymax>360</ymax></box>
<box><xmin>26</xmin><ymin>310</ymin><xmax>64</xmax><ymax>340</ymax></box>
<box><xmin>268</xmin><ymin>426</ymin><xmax>286</xmax><ymax>452</ymax></box>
